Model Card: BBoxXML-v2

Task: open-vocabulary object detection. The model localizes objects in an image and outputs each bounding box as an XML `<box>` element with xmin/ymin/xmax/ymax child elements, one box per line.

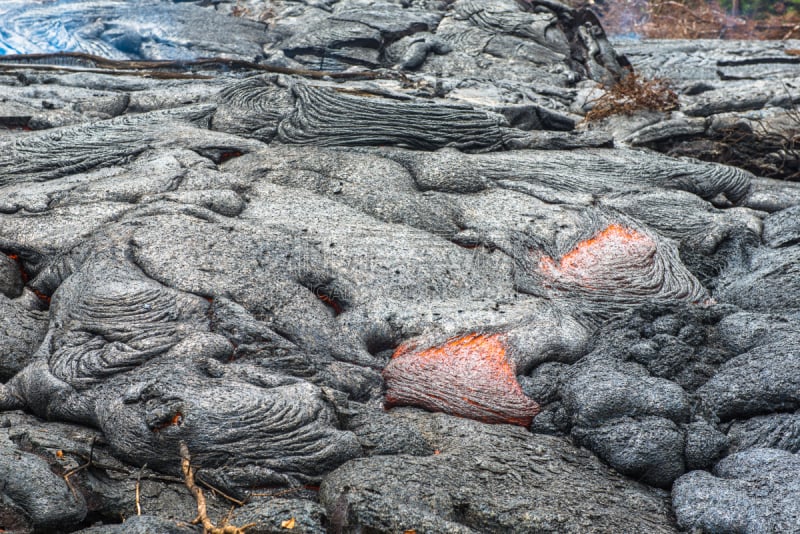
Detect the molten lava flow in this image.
<box><xmin>537</xmin><ymin>224</ymin><xmax>655</xmax><ymax>287</ymax></box>
<box><xmin>4</xmin><ymin>253</ymin><xmax>30</xmax><ymax>283</ymax></box>
<box><xmin>383</xmin><ymin>333</ymin><xmax>540</xmax><ymax>427</ymax></box>
<box><xmin>4</xmin><ymin>252</ymin><xmax>51</xmax><ymax>304</ymax></box>
<box><xmin>316</xmin><ymin>292</ymin><xmax>343</xmax><ymax>315</ymax></box>
<box><xmin>153</xmin><ymin>412</ymin><xmax>184</xmax><ymax>432</ymax></box>
<box><xmin>32</xmin><ymin>289</ymin><xmax>51</xmax><ymax>304</ymax></box>
<box><xmin>218</xmin><ymin>150</ymin><xmax>243</xmax><ymax>163</ymax></box>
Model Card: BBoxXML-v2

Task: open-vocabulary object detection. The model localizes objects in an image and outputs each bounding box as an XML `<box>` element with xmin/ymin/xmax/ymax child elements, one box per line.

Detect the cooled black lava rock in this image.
<box><xmin>612</xmin><ymin>39</ymin><xmax>800</xmax><ymax>183</ymax></box>
<box><xmin>0</xmin><ymin>1</ymin><xmax>798</xmax><ymax>532</ymax></box>
<box><xmin>320</xmin><ymin>411</ymin><xmax>677</xmax><ymax>533</ymax></box>
<box><xmin>673</xmin><ymin>448</ymin><xmax>800</xmax><ymax>534</ymax></box>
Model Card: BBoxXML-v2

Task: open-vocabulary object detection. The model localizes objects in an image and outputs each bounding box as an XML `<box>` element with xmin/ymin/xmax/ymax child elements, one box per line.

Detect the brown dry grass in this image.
<box><xmin>584</xmin><ymin>70</ymin><xmax>679</xmax><ymax>122</ymax></box>
<box><xmin>566</xmin><ymin>0</ymin><xmax>800</xmax><ymax>39</ymax></box>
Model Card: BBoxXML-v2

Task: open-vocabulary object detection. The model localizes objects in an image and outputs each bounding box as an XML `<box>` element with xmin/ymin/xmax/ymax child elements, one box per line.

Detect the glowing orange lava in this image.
<box><xmin>219</xmin><ymin>150</ymin><xmax>243</xmax><ymax>163</ymax></box>
<box><xmin>393</xmin><ymin>332</ymin><xmax>516</xmax><ymax>377</ymax></box>
<box><xmin>316</xmin><ymin>293</ymin><xmax>343</xmax><ymax>315</ymax></box>
<box><xmin>32</xmin><ymin>289</ymin><xmax>51</xmax><ymax>304</ymax></box>
<box><xmin>153</xmin><ymin>412</ymin><xmax>183</xmax><ymax>432</ymax></box>
<box><xmin>384</xmin><ymin>332</ymin><xmax>539</xmax><ymax>427</ymax></box>
<box><xmin>3</xmin><ymin>252</ymin><xmax>30</xmax><ymax>283</ymax></box>
<box><xmin>538</xmin><ymin>224</ymin><xmax>653</xmax><ymax>283</ymax></box>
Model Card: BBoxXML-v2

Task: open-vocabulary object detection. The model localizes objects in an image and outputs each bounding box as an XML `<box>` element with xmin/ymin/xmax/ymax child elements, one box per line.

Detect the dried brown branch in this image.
<box><xmin>180</xmin><ymin>443</ymin><xmax>255</xmax><ymax>534</ymax></box>
<box><xmin>250</xmin><ymin>487</ymin><xmax>306</xmax><ymax>498</ymax></box>
<box><xmin>198</xmin><ymin>479</ymin><xmax>246</xmax><ymax>507</ymax></box>
<box><xmin>564</xmin><ymin>0</ymin><xmax>800</xmax><ymax>40</ymax></box>
<box><xmin>135</xmin><ymin>464</ymin><xmax>147</xmax><ymax>516</ymax></box>
<box><xmin>583</xmin><ymin>70</ymin><xmax>679</xmax><ymax>122</ymax></box>
<box><xmin>63</xmin><ymin>437</ymin><xmax>96</xmax><ymax>499</ymax></box>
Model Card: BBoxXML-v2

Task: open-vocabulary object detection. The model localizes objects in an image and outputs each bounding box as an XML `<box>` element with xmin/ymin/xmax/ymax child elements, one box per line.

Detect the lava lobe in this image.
<box><xmin>383</xmin><ymin>333</ymin><xmax>540</xmax><ymax>427</ymax></box>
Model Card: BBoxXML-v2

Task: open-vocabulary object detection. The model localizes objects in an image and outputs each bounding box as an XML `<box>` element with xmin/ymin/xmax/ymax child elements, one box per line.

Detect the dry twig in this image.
<box><xmin>199</xmin><ymin>478</ymin><xmax>246</xmax><ymax>507</ymax></box>
<box><xmin>250</xmin><ymin>487</ymin><xmax>307</xmax><ymax>498</ymax></box>
<box><xmin>180</xmin><ymin>443</ymin><xmax>255</xmax><ymax>534</ymax></box>
<box><xmin>63</xmin><ymin>437</ymin><xmax>96</xmax><ymax>498</ymax></box>
<box><xmin>135</xmin><ymin>464</ymin><xmax>147</xmax><ymax>516</ymax></box>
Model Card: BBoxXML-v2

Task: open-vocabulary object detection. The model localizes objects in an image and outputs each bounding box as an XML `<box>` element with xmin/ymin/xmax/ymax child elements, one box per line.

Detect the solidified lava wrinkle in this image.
<box><xmin>383</xmin><ymin>333</ymin><xmax>540</xmax><ymax>427</ymax></box>
<box><xmin>4</xmin><ymin>252</ymin><xmax>50</xmax><ymax>304</ymax></box>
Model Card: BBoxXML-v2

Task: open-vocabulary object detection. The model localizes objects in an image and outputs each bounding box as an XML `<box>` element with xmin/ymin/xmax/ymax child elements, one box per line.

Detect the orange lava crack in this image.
<box><xmin>153</xmin><ymin>412</ymin><xmax>184</xmax><ymax>432</ymax></box>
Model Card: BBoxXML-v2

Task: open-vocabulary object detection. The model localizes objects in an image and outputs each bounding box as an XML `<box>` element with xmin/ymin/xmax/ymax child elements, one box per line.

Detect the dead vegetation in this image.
<box><xmin>231</xmin><ymin>0</ymin><xmax>279</xmax><ymax>24</ymax></box>
<box><xmin>567</xmin><ymin>0</ymin><xmax>800</xmax><ymax>39</ymax></box>
<box><xmin>658</xmin><ymin>113</ymin><xmax>800</xmax><ymax>180</ymax></box>
<box><xmin>180</xmin><ymin>443</ymin><xmax>256</xmax><ymax>534</ymax></box>
<box><xmin>584</xmin><ymin>70</ymin><xmax>679</xmax><ymax>122</ymax></box>
<box><xmin>717</xmin><ymin>121</ymin><xmax>800</xmax><ymax>180</ymax></box>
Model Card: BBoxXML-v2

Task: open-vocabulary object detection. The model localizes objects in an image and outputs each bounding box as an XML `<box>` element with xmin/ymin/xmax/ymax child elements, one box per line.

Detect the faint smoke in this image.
<box><xmin>584</xmin><ymin>0</ymin><xmax>800</xmax><ymax>40</ymax></box>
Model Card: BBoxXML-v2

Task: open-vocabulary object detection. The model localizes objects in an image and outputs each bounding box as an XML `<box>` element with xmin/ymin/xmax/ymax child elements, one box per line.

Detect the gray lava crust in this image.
<box><xmin>0</xmin><ymin>0</ymin><xmax>799</xmax><ymax>533</ymax></box>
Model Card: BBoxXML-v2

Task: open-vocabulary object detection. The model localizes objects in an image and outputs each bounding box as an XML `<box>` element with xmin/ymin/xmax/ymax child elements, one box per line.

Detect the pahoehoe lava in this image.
<box><xmin>0</xmin><ymin>0</ymin><xmax>799</xmax><ymax>533</ymax></box>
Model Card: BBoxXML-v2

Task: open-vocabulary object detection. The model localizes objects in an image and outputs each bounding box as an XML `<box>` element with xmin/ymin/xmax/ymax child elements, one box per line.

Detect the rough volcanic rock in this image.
<box><xmin>213</xmin><ymin>74</ymin><xmax>511</xmax><ymax>149</ymax></box>
<box><xmin>320</xmin><ymin>411</ymin><xmax>677</xmax><ymax>533</ymax></box>
<box><xmin>696</xmin><ymin>341</ymin><xmax>800</xmax><ymax>423</ymax></box>
<box><xmin>227</xmin><ymin>498</ymin><xmax>327</xmax><ymax>534</ymax></box>
<box><xmin>611</xmin><ymin>39</ymin><xmax>800</xmax><ymax>183</ymax></box>
<box><xmin>0</xmin><ymin>442</ymin><xmax>87</xmax><ymax>531</ymax></box>
<box><xmin>0</xmin><ymin>253</ymin><xmax>24</xmax><ymax>298</ymax></box>
<box><xmin>673</xmin><ymin>448</ymin><xmax>800</xmax><ymax>534</ymax></box>
<box><xmin>0</xmin><ymin>291</ymin><xmax>48</xmax><ymax>380</ymax></box>
<box><xmin>75</xmin><ymin>516</ymin><xmax>196</xmax><ymax>534</ymax></box>
<box><xmin>0</xmin><ymin>1</ymin><xmax>799</xmax><ymax>532</ymax></box>
<box><xmin>715</xmin><ymin>243</ymin><xmax>800</xmax><ymax>312</ymax></box>
<box><xmin>763</xmin><ymin>205</ymin><xmax>800</xmax><ymax>248</ymax></box>
<box><xmin>545</xmin><ymin>303</ymin><xmax>800</xmax><ymax>490</ymax></box>
<box><xmin>1</xmin><ymin>244</ymin><xmax>363</xmax><ymax>495</ymax></box>
<box><xmin>0</xmin><ymin>410</ymin><xmax>245</xmax><ymax>533</ymax></box>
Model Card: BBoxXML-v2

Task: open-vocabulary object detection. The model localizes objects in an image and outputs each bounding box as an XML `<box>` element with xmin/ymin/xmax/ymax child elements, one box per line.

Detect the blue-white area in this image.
<box><xmin>0</xmin><ymin>0</ymin><xmax>224</xmax><ymax>60</ymax></box>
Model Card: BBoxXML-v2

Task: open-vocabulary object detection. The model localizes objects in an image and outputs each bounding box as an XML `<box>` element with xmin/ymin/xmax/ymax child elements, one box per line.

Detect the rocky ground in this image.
<box><xmin>0</xmin><ymin>1</ymin><xmax>798</xmax><ymax>533</ymax></box>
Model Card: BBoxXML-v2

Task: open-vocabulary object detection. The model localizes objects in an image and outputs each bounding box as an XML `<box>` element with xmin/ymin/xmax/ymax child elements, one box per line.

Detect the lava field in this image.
<box><xmin>0</xmin><ymin>1</ymin><xmax>799</xmax><ymax>533</ymax></box>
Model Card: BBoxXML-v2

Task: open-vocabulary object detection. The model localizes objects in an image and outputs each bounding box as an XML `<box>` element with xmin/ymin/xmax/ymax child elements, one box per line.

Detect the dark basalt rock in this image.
<box><xmin>763</xmin><ymin>205</ymin><xmax>800</xmax><ymax>248</ymax></box>
<box><xmin>75</xmin><ymin>516</ymin><xmax>196</xmax><ymax>534</ymax></box>
<box><xmin>715</xmin><ymin>244</ymin><xmax>800</xmax><ymax>312</ymax></box>
<box><xmin>725</xmin><ymin>413</ymin><xmax>800</xmax><ymax>454</ymax></box>
<box><xmin>0</xmin><ymin>410</ymin><xmax>239</xmax><ymax>533</ymax></box>
<box><xmin>673</xmin><ymin>448</ymin><xmax>800</xmax><ymax>534</ymax></box>
<box><xmin>0</xmin><ymin>1</ymin><xmax>798</xmax><ymax>532</ymax></box>
<box><xmin>612</xmin><ymin>39</ymin><xmax>800</xmax><ymax>182</ymax></box>
<box><xmin>214</xmin><ymin>75</ymin><xmax>510</xmax><ymax>149</ymax></box>
<box><xmin>226</xmin><ymin>498</ymin><xmax>327</xmax><ymax>534</ymax></box>
<box><xmin>696</xmin><ymin>341</ymin><xmax>800</xmax><ymax>423</ymax></box>
<box><xmin>0</xmin><ymin>293</ymin><xmax>48</xmax><ymax>380</ymax></box>
<box><xmin>0</xmin><ymin>444</ymin><xmax>87</xmax><ymax>531</ymax></box>
<box><xmin>320</xmin><ymin>412</ymin><xmax>677</xmax><ymax>533</ymax></box>
<box><xmin>1</xmin><ymin>245</ymin><xmax>363</xmax><ymax>496</ymax></box>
